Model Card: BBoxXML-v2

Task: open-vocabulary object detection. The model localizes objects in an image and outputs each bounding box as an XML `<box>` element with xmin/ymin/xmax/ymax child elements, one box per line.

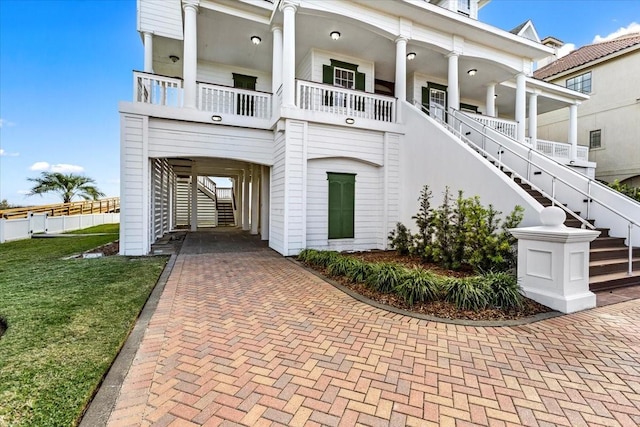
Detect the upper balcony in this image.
<box><xmin>133</xmin><ymin>71</ymin><xmax>396</xmax><ymax>126</ymax></box>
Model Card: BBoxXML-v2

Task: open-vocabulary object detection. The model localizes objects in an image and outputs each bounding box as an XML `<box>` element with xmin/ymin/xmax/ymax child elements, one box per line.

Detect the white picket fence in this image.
<box><xmin>0</xmin><ymin>212</ymin><xmax>120</xmax><ymax>243</ymax></box>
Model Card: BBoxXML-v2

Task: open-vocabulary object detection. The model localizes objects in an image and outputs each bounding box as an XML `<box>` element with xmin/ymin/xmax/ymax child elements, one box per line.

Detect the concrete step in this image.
<box><xmin>589</xmin><ymin>271</ymin><xmax>640</xmax><ymax>292</ymax></box>
<box><xmin>591</xmin><ymin>236</ymin><xmax>628</xmax><ymax>249</ymax></box>
<box><xmin>590</xmin><ymin>246</ymin><xmax>640</xmax><ymax>261</ymax></box>
<box><xmin>589</xmin><ymin>257</ymin><xmax>640</xmax><ymax>276</ymax></box>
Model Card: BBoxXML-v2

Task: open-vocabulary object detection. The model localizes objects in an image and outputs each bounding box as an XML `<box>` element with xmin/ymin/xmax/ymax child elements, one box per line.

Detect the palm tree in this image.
<box><xmin>28</xmin><ymin>172</ymin><xmax>105</xmax><ymax>203</ymax></box>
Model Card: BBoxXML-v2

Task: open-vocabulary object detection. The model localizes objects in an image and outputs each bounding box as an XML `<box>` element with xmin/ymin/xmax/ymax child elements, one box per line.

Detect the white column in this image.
<box><xmin>281</xmin><ymin>3</ymin><xmax>296</xmax><ymax>107</ymax></box>
<box><xmin>182</xmin><ymin>2</ymin><xmax>198</xmax><ymax>109</ymax></box>
<box><xmin>243</xmin><ymin>167</ymin><xmax>250</xmax><ymax>231</ymax></box>
<box><xmin>143</xmin><ymin>32</ymin><xmax>153</xmax><ymax>73</ymax></box>
<box><xmin>485</xmin><ymin>83</ymin><xmax>495</xmax><ymax>117</ymax></box>
<box><xmin>260</xmin><ymin>165</ymin><xmax>270</xmax><ymax>241</ymax></box>
<box><xmin>569</xmin><ymin>103</ymin><xmax>579</xmax><ymax>161</ymax></box>
<box><xmin>271</xmin><ymin>26</ymin><xmax>283</xmax><ymax>92</ymax></box>
<box><xmin>234</xmin><ymin>176</ymin><xmax>242</xmax><ymax>227</ymax></box>
<box><xmin>251</xmin><ymin>165</ymin><xmax>260</xmax><ymax>235</ymax></box>
<box><xmin>528</xmin><ymin>92</ymin><xmax>538</xmax><ymax>145</ymax></box>
<box><xmin>395</xmin><ymin>37</ymin><xmax>407</xmax><ymax>102</ymax></box>
<box><xmin>190</xmin><ymin>171</ymin><xmax>198</xmax><ymax>232</ymax></box>
<box><xmin>515</xmin><ymin>73</ymin><xmax>527</xmax><ymax>143</ymax></box>
<box><xmin>447</xmin><ymin>53</ymin><xmax>460</xmax><ymax>121</ymax></box>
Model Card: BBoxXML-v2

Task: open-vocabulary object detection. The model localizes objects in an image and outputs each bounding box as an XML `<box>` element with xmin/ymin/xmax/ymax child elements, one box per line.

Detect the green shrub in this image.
<box><xmin>388</xmin><ymin>222</ymin><xmax>413</xmax><ymax>255</ymax></box>
<box><xmin>327</xmin><ymin>256</ymin><xmax>359</xmax><ymax>277</ymax></box>
<box><xmin>309</xmin><ymin>250</ymin><xmax>340</xmax><ymax>267</ymax></box>
<box><xmin>443</xmin><ymin>276</ymin><xmax>491</xmax><ymax>310</ymax></box>
<box><xmin>297</xmin><ymin>249</ymin><xmax>316</xmax><ymax>264</ymax></box>
<box><xmin>608</xmin><ymin>179</ymin><xmax>640</xmax><ymax>202</ymax></box>
<box><xmin>412</xmin><ymin>185</ymin><xmax>435</xmax><ymax>259</ymax></box>
<box><xmin>345</xmin><ymin>259</ymin><xmax>372</xmax><ymax>283</ymax></box>
<box><xmin>395</xmin><ymin>268</ymin><xmax>441</xmax><ymax>306</ymax></box>
<box><xmin>366</xmin><ymin>263</ymin><xmax>406</xmax><ymax>293</ymax></box>
<box><xmin>483</xmin><ymin>271</ymin><xmax>523</xmax><ymax>310</ymax></box>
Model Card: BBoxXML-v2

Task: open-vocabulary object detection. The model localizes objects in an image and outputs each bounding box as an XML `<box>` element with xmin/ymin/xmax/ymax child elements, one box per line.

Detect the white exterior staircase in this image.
<box><xmin>425</xmin><ymin>104</ymin><xmax>640</xmax><ymax>291</ymax></box>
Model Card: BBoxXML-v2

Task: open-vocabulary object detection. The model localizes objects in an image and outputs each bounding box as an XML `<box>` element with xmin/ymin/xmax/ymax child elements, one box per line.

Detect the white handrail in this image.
<box><xmin>198</xmin><ymin>83</ymin><xmax>271</xmax><ymax>119</ymax></box>
<box><xmin>133</xmin><ymin>71</ymin><xmax>183</xmax><ymax>107</ymax></box>
<box><xmin>297</xmin><ymin>80</ymin><xmax>396</xmax><ymax>123</ymax></box>
<box><xmin>417</xmin><ymin>102</ymin><xmax>596</xmax><ymax>231</ymax></box>
<box><xmin>439</xmin><ymin>104</ymin><xmax>638</xmax><ymax>276</ymax></box>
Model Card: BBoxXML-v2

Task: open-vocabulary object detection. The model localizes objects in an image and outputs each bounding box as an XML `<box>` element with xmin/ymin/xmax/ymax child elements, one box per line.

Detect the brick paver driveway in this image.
<box><xmin>108</xmin><ymin>232</ymin><xmax>640</xmax><ymax>427</ymax></box>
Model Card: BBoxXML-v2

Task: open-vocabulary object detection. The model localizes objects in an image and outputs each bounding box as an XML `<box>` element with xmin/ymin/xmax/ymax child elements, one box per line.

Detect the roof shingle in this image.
<box><xmin>534</xmin><ymin>34</ymin><xmax>640</xmax><ymax>80</ymax></box>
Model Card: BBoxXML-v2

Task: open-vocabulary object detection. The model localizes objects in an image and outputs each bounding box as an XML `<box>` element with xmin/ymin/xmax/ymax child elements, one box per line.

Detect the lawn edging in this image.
<box><xmin>290</xmin><ymin>258</ymin><xmax>562</xmax><ymax>327</ymax></box>
<box><xmin>78</xmin><ymin>252</ymin><xmax>178</xmax><ymax>427</ymax></box>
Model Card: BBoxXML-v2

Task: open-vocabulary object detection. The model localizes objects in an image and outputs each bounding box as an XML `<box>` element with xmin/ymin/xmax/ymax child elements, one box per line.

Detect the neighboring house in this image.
<box><xmin>120</xmin><ymin>0</ymin><xmax>640</xmax><ymax>288</ymax></box>
<box><xmin>535</xmin><ymin>34</ymin><xmax>640</xmax><ymax>186</ymax></box>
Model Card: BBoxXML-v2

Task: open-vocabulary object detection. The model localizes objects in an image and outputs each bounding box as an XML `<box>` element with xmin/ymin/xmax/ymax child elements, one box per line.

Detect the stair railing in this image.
<box><xmin>423</xmin><ymin>102</ymin><xmax>638</xmax><ymax>276</ymax></box>
<box><xmin>412</xmin><ymin>101</ymin><xmax>593</xmax><ymax>229</ymax></box>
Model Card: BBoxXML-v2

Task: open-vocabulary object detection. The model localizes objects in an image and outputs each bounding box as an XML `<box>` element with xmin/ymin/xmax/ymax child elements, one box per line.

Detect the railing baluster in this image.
<box><xmin>629</xmin><ymin>223</ymin><xmax>633</xmax><ymax>276</ymax></box>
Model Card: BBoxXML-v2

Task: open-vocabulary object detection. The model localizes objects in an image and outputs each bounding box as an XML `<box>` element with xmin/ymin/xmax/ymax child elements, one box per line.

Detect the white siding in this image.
<box><xmin>138</xmin><ymin>0</ymin><xmax>183</xmax><ymax>40</ymax></box>
<box><xmin>269</xmin><ymin>131</ymin><xmax>286</xmax><ymax>254</ymax></box>
<box><xmin>296</xmin><ymin>50</ymin><xmax>313</xmax><ymax>81</ymax></box>
<box><xmin>197</xmin><ymin>60</ymin><xmax>272</xmax><ymax>93</ymax></box>
<box><xmin>120</xmin><ymin>114</ymin><xmax>149</xmax><ymax>255</ymax></box>
<box><xmin>310</xmin><ymin>49</ymin><xmax>375</xmax><ymax>93</ymax></box>
<box><xmin>384</xmin><ymin>133</ymin><xmax>401</xmax><ymax>248</ymax></box>
<box><xmin>147</xmin><ymin>119</ymin><xmax>274</xmax><ymax>165</ymax></box>
<box><xmin>307</xmin><ymin>124</ymin><xmax>384</xmax><ymax>166</ymax></box>
<box><xmin>284</xmin><ymin>121</ymin><xmax>306</xmax><ymax>254</ymax></box>
<box><xmin>306</xmin><ymin>158</ymin><xmax>383</xmax><ymax>252</ymax></box>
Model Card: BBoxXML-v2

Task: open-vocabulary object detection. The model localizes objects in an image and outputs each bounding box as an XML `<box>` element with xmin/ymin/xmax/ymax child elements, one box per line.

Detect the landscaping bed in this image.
<box><xmin>298</xmin><ymin>249</ymin><xmax>551</xmax><ymax>322</ymax></box>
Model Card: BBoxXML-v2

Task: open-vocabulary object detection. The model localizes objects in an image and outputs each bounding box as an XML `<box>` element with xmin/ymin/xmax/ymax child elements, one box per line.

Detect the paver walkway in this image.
<box><xmin>107</xmin><ymin>231</ymin><xmax>640</xmax><ymax>427</ymax></box>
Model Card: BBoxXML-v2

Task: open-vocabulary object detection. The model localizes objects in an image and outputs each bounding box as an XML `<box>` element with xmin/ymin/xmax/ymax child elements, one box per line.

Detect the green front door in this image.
<box><xmin>328</xmin><ymin>173</ymin><xmax>355</xmax><ymax>239</ymax></box>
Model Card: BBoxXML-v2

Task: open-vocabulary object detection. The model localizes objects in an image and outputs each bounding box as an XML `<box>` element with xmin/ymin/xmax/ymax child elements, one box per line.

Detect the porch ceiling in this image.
<box><xmin>167</xmin><ymin>157</ymin><xmax>257</xmax><ymax>178</ymax></box>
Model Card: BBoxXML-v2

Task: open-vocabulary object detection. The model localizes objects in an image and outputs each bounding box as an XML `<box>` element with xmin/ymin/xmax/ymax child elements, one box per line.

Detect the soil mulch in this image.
<box><xmin>86</xmin><ymin>241</ymin><xmax>120</xmax><ymax>257</ymax></box>
<box><xmin>307</xmin><ymin>250</ymin><xmax>552</xmax><ymax>321</ymax></box>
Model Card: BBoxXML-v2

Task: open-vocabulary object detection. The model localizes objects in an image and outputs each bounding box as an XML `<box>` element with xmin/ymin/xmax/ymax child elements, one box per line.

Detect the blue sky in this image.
<box><xmin>1</xmin><ymin>0</ymin><xmax>639</xmax><ymax>206</ymax></box>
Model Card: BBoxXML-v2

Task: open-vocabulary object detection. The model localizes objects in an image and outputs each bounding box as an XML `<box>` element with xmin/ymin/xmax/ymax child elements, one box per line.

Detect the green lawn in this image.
<box><xmin>0</xmin><ymin>225</ymin><xmax>167</xmax><ymax>426</ymax></box>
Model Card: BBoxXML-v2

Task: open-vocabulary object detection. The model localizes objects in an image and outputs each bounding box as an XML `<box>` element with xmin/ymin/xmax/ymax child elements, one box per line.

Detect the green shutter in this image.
<box><xmin>421</xmin><ymin>86</ymin><xmax>430</xmax><ymax>110</ymax></box>
<box><xmin>328</xmin><ymin>173</ymin><xmax>355</xmax><ymax>239</ymax></box>
<box><xmin>355</xmin><ymin>72</ymin><xmax>365</xmax><ymax>91</ymax></box>
<box><xmin>323</xmin><ymin>65</ymin><xmax>333</xmax><ymax>84</ymax></box>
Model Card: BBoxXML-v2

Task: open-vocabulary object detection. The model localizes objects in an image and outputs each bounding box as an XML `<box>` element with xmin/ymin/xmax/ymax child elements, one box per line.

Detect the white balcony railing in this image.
<box><xmin>468</xmin><ymin>114</ymin><xmax>517</xmax><ymax>139</ymax></box>
<box><xmin>297</xmin><ymin>80</ymin><xmax>395</xmax><ymax>123</ymax></box>
<box><xmin>198</xmin><ymin>83</ymin><xmax>271</xmax><ymax>119</ymax></box>
<box><xmin>467</xmin><ymin>113</ymin><xmax>590</xmax><ymax>164</ymax></box>
<box><xmin>134</xmin><ymin>71</ymin><xmax>183</xmax><ymax>107</ymax></box>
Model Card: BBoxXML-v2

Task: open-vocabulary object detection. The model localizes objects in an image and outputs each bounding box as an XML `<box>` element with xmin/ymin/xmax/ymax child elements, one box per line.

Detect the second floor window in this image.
<box><xmin>566</xmin><ymin>72</ymin><xmax>592</xmax><ymax>94</ymax></box>
<box><xmin>590</xmin><ymin>129</ymin><xmax>602</xmax><ymax>148</ymax></box>
<box><xmin>334</xmin><ymin>67</ymin><xmax>355</xmax><ymax>89</ymax></box>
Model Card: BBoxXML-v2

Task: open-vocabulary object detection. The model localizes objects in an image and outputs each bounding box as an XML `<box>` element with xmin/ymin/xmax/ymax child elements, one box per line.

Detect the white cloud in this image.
<box><xmin>0</xmin><ymin>148</ymin><xmax>19</xmax><ymax>157</ymax></box>
<box><xmin>593</xmin><ymin>22</ymin><xmax>640</xmax><ymax>43</ymax></box>
<box><xmin>17</xmin><ymin>190</ymin><xmax>31</xmax><ymax>195</ymax></box>
<box><xmin>29</xmin><ymin>162</ymin><xmax>85</xmax><ymax>173</ymax></box>
<box><xmin>30</xmin><ymin>161</ymin><xmax>51</xmax><ymax>171</ymax></box>
<box><xmin>0</xmin><ymin>118</ymin><xmax>15</xmax><ymax>128</ymax></box>
<box><xmin>51</xmin><ymin>164</ymin><xmax>84</xmax><ymax>173</ymax></box>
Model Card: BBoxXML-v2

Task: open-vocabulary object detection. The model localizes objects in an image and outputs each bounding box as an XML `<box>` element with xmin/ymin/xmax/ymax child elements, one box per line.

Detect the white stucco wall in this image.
<box><xmin>537</xmin><ymin>50</ymin><xmax>640</xmax><ymax>183</ymax></box>
<box><xmin>398</xmin><ymin>102</ymin><xmax>542</xmax><ymax>231</ymax></box>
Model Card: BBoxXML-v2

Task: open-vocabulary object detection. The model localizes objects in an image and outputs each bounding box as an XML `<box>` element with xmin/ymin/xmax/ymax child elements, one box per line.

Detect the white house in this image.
<box><xmin>535</xmin><ymin>34</ymin><xmax>640</xmax><ymax>187</ymax></box>
<box><xmin>120</xmin><ymin>0</ymin><xmax>640</xmax><ymax>290</ymax></box>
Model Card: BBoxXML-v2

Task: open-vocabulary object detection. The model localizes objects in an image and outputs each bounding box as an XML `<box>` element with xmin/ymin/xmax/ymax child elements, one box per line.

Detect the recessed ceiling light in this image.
<box><xmin>406</xmin><ymin>52</ymin><xmax>417</xmax><ymax>61</ymax></box>
<box><xmin>169</xmin><ymin>55</ymin><xmax>180</xmax><ymax>63</ymax></box>
<box><xmin>330</xmin><ymin>31</ymin><xmax>341</xmax><ymax>40</ymax></box>
<box><xmin>467</xmin><ymin>69</ymin><xmax>478</xmax><ymax>76</ymax></box>
<box><xmin>251</xmin><ymin>36</ymin><xmax>261</xmax><ymax>45</ymax></box>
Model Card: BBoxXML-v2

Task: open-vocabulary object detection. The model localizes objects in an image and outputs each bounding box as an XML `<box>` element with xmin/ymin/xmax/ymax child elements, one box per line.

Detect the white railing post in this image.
<box><xmin>629</xmin><ymin>223</ymin><xmax>634</xmax><ymax>276</ymax></box>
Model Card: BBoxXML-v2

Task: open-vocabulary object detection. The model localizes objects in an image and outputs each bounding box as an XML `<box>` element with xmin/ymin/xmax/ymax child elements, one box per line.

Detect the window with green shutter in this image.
<box><xmin>322</xmin><ymin>60</ymin><xmax>366</xmax><ymax>110</ymax></box>
<box><xmin>327</xmin><ymin>173</ymin><xmax>355</xmax><ymax>239</ymax></box>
